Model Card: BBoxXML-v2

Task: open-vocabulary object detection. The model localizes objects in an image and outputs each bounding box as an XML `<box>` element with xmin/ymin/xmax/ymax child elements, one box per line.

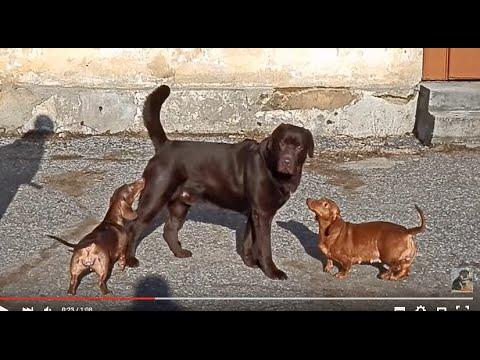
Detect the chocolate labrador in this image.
<box><xmin>48</xmin><ymin>178</ymin><xmax>145</xmax><ymax>295</ymax></box>
<box><xmin>125</xmin><ymin>85</ymin><xmax>314</xmax><ymax>280</ymax></box>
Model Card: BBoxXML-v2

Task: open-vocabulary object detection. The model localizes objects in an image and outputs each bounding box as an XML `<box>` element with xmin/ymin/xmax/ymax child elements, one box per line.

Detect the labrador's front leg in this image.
<box><xmin>251</xmin><ymin>210</ymin><xmax>287</xmax><ymax>280</ymax></box>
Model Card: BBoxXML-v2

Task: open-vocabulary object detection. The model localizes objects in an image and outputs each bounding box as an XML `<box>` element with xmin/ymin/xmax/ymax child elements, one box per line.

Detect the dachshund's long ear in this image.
<box><xmin>326</xmin><ymin>207</ymin><xmax>342</xmax><ymax>236</ymax></box>
<box><xmin>332</xmin><ymin>206</ymin><xmax>340</xmax><ymax>222</ymax></box>
<box><xmin>305</xmin><ymin>129</ymin><xmax>314</xmax><ymax>158</ymax></box>
<box><xmin>120</xmin><ymin>200</ymin><xmax>138</xmax><ymax>221</ymax></box>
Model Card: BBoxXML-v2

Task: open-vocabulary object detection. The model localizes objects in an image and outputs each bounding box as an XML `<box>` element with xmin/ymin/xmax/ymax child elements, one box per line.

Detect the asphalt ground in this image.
<box><xmin>0</xmin><ymin>133</ymin><xmax>478</xmax><ymax>311</ymax></box>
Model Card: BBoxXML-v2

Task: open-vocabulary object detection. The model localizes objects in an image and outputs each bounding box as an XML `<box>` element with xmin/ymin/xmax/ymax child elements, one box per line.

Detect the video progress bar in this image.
<box><xmin>0</xmin><ymin>297</ymin><xmax>474</xmax><ymax>301</ymax></box>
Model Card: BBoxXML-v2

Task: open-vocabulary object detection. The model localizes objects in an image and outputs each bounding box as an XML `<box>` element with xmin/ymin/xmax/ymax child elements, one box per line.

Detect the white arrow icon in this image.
<box><xmin>0</xmin><ymin>305</ymin><xmax>8</xmax><ymax>311</ymax></box>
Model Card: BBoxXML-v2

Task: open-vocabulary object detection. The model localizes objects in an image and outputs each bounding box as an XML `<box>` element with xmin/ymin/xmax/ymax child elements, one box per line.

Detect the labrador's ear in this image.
<box><xmin>120</xmin><ymin>200</ymin><xmax>138</xmax><ymax>221</ymax></box>
<box><xmin>260</xmin><ymin>135</ymin><xmax>273</xmax><ymax>157</ymax></box>
<box><xmin>304</xmin><ymin>129</ymin><xmax>314</xmax><ymax>158</ymax></box>
<box><xmin>266</xmin><ymin>136</ymin><xmax>272</xmax><ymax>152</ymax></box>
<box><xmin>271</xmin><ymin>123</ymin><xmax>288</xmax><ymax>143</ymax></box>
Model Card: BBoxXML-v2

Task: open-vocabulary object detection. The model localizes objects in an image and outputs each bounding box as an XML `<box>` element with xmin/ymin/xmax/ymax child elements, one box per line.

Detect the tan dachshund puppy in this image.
<box><xmin>306</xmin><ymin>198</ymin><xmax>425</xmax><ymax>280</ymax></box>
<box><xmin>48</xmin><ymin>178</ymin><xmax>145</xmax><ymax>295</ymax></box>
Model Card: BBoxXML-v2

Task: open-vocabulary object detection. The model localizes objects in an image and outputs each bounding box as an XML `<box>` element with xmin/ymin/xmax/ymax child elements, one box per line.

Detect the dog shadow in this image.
<box><xmin>137</xmin><ymin>203</ymin><xmax>248</xmax><ymax>256</ymax></box>
<box><xmin>129</xmin><ymin>275</ymin><xmax>181</xmax><ymax>311</ymax></box>
<box><xmin>276</xmin><ymin>220</ymin><xmax>328</xmax><ymax>268</ymax></box>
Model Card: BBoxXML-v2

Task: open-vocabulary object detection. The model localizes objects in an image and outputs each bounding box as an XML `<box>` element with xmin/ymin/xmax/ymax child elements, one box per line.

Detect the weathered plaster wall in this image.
<box><xmin>0</xmin><ymin>48</ymin><xmax>423</xmax><ymax>137</ymax></box>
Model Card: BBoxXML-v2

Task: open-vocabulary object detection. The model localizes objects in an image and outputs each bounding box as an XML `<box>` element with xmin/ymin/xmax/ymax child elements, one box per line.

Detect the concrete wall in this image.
<box><xmin>0</xmin><ymin>48</ymin><xmax>423</xmax><ymax>137</ymax></box>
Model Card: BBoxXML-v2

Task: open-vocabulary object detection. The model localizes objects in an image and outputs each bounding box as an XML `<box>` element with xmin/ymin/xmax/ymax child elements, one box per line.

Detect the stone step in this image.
<box><xmin>414</xmin><ymin>82</ymin><xmax>480</xmax><ymax>146</ymax></box>
<box><xmin>425</xmin><ymin>81</ymin><xmax>480</xmax><ymax>112</ymax></box>
<box><xmin>431</xmin><ymin>111</ymin><xmax>480</xmax><ymax>145</ymax></box>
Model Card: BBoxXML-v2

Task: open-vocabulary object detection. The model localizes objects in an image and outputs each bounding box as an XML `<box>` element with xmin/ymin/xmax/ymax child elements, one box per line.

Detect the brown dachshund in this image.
<box><xmin>306</xmin><ymin>198</ymin><xmax>425</xmax><ymax>280</ymax></box>
<box><xmin>48</xmin><ymin>178</ymin><xmax>145</xmax><ymax>295</ymax></box>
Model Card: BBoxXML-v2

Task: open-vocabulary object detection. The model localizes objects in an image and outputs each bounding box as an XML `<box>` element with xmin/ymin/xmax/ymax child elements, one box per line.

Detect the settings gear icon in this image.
<box><xmin>415</xmin><ymin>305</ymin><xmax>427</xmax><ymax>311</ymax></box>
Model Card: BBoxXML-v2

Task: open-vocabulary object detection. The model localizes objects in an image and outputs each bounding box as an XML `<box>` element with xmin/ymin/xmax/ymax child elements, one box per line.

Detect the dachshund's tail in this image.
<box><xmin>407</xmin><ymin>205</ymin><xmax>426</xmax><ymax>235</ymax></box>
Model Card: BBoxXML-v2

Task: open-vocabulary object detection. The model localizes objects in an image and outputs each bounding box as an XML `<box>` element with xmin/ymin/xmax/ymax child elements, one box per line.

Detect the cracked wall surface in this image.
<box><xmin>0</xmin><ymin>48</ymin><xmax>423</xmax><ymax>137</ymax></box>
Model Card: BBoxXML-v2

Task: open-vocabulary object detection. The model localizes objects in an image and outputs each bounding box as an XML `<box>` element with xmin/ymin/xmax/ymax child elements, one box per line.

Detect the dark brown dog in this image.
<box><xmin>48</xmin><ymin>178</ymin><xmax>145</xmax><ymax>295</ymax></box>
<box><xmin>125</xmin><ymin>85</ymin><xmax>315</xmax><ymax>280</ymax></box>
<box><xmin>452</xmin><ymin>269</ymin><xmax>473</xmax><ymax>292</ymax></box>
<box><xmin>306</xmin><ymin>198</ymin><xmax>425</xmax><ymax>280</ymax></box>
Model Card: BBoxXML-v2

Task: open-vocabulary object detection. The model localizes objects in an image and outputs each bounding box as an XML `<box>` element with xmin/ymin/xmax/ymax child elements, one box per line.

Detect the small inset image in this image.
<box><xmin>451</xmin><ymin>268</ymin><xmax>474</xmax><ymax>293</ymax></box>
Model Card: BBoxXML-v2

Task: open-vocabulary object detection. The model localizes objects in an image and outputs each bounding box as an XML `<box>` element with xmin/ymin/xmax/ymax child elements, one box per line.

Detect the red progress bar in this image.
<box><xmin>0</xmin><ymin>297</ymin><xmax>155</xmax><ymax>301</ymax></box>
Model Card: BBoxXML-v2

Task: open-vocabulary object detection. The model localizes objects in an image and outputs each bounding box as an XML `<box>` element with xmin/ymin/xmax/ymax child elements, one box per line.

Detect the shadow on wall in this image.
<box><xmin>0</xmin><ymin>115</ymin><xmax>54</xmax><ymax>223</ymax></box>
<box><xmin>129</xmin><ymin>275</ymin><xmax>181</xmax><ymax>311</ymax></box>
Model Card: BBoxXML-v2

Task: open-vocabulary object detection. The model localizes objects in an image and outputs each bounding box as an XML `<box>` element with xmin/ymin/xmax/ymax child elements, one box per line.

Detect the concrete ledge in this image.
<box><xmin>424</xmin><ymin>81</ymin><xmax>480</xmax><ymax>112</ymax></box>
<box><xmin>414</xmin><ymin>82</ymin><xmax>480</xmax><ymax>146</ymax></box>
<box><xmin>0</xmin><ymin>84</ymin><xmax>418</xmax><ymax>138</ymax></box>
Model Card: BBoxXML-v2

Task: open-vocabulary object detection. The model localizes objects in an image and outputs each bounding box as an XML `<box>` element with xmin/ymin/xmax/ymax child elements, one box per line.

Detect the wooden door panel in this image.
<box><xmin>448</xmin><ymin>48</ymin><xmax>480</xmax><ymax>79</ymax></box>
<box><xmin>423</xmin><ymin>48</ymin><xmax>480</xmax><ymax>80</ymax></box>
<box><xmin>423</xmin><ymin>48</ymin><xmax>449</xmax><ymax>80</ymax></box>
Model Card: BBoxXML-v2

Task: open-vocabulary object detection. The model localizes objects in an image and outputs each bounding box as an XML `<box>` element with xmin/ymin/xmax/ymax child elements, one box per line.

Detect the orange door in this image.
<box><xmin>423</xmin><ymin>48</ymin><xmax>480</xmax><ymax>80</ymax></box>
